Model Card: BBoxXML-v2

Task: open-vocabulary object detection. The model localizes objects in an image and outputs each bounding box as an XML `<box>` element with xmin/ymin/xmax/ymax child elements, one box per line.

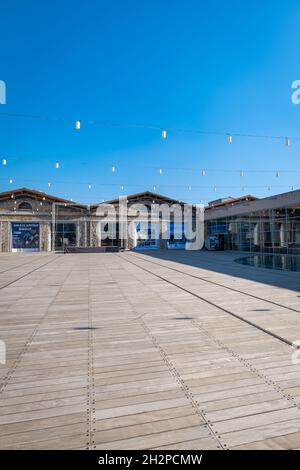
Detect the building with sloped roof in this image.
<box><xmin>1</xmin><ymin>187</ymin><xmax>300</xmax><ymax>254</ymax></box>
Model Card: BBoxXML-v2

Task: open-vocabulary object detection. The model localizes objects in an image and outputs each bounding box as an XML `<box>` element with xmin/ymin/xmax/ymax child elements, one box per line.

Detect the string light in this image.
<box><xmin>3</xmin><ymin>151</ymin><xmax>300</xmax><ymax>177</ymax></box>
<box><xmin>4</xmin><ymin>111</ymin><xmax>298</xmax><ymax>143</ymax></box>
<box><xmin>3</xmin><ymin>111</ymin><xmax>300</xmax><ymax>162</ymax></box>
<box><xmin>1</xmin><ymin>179</ymin><xmax>299</xmax><ymax>195</ymax></box>
<box><xmin>1</xmin><ymin>165</ymin><xmax>298</xmax><ymax>200</ymax></box>
<box><xmin>1</xmin><ymin>171</ymin><xmax>298</xmax><ymax>194</ymax></box>
<box><xmin>2</xmin><ymin>158</ymin><xmax>7</xmax><ymax>166</ymax></box>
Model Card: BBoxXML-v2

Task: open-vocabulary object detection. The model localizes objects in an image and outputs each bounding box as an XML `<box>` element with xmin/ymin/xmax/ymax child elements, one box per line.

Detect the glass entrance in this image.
<box><xmin>54</xmin><ymin>223</ymin><xmax>77</xmax><ymax>251</ymax></box>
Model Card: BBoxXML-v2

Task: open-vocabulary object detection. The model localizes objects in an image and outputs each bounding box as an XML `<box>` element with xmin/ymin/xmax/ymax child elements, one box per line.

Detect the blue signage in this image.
<box><xmin>11</xmin><ymin>223</ymin><xmax>40</xmax><ymax>251</ymax></box>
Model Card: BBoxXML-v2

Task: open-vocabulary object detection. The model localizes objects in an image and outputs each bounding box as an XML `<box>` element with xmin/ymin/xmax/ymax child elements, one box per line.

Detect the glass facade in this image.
<box><xmin>205</xmin><ymin>207</ymin><xmax>300</xmax><ymax>255</ymax></box>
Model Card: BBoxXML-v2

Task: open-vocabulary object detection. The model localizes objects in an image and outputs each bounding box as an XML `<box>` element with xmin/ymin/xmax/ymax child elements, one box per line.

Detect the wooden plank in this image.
<box><xmin>1</xmin><ymin>251</ymin><xmax>300</xmax><ymax>449</ymax></box>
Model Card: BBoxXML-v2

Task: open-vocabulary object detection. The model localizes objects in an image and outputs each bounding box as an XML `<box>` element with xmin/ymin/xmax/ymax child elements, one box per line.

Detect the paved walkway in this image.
<box><xmin>1</xmin><ymin>251</ymin><xmax>300</xmax><ymax>449</ymax></box>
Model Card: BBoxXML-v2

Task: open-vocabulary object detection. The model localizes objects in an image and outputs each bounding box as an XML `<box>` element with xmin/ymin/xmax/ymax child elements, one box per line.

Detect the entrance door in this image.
<box><xmin>100</xmin><ymin>223</ymin><xmax>120</xmax><ymax>247</ymax></box>
<box><xmin>217</xmin><ymin>234</ymin><xmax>225</xmax><ymax>250</ymax></box>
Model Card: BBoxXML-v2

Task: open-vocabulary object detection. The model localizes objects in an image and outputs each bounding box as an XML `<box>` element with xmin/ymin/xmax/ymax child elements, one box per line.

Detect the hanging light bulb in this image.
<box><xmin>285</xmin><ymin>137</ymin><xmax>291</xmax><ymax>147</ymax></box>
<box><xmin>227</xmin><ymin>134</ymin><xmax>233</xmax><ymax>144</ymax></box>
<box><xmin>188</xmin><ymin>185</ymin><xmax>192</xmax><ymax>191</ymax></box>
<box><xmin>111</xmin><ymin>165</ymin><xmax>116</xmax><ymax>173</ymax></box>
<box><xmin>201</xmin><ymin>169</ymin><xmax>206</xmax><ymax>177</ymax></box>
<box><xmin>213</xmin><ymin>185</ymin><xmax>217</xmax><ymax>192</ymax></box>
<box><xmin>48</xmin><ymin>182</ymin><xmax>51</xmax><ymax>188</ymax></box>
<box><xmin>267</xmin><ymin>186</ymin><xmax>271</xmax><ymax>191</ymax></box>
<box><xmin>2</xmin><ymin>158</ymin><xmax>7</xmax><ymax>166</ymax></box>
<box><xmin>43</xmin><ymin>196</ymin><xmax>46</xmax><ymax>200</ymax></box>
<box><xmin>240</xmin><ymin>170</ymin><xmax>244</xmax><ymax>177</ymax></box>
<box><xmin>88</xmin><ymin>184</ymin><xmax>92</xmax><ymax>190</ymax></box>
<box><xmin>161</xmin><ymin>130</ymin><xmax>167</xmax><ymax>140</ymax></box>
<box><xmin>55</xmin><ymin>161</ymin><xmax>60</xmax><ymax>169</ymax></box>
<box><xmin>159</xmin><ymin>168</ymin><xmax>163</xmax><ymax>175</ymax></box>
<box><xmin>11</xmin><ymin>194</ymin><xmax>14</xmax><ymax>199</ymax></box>
<box><xmin>75</xmin><ymin>120</ymin><xmax>81</xmax><ymax>130</ymax></box>
<box><xmin>276</xmin><ymin>171</ymin><xmax>280</xmax><ymax>177</ymax></box>
<box><xmin>40</xmin><ymin>202</ymin><xmax>43</xmax><ymax>206</ymax></box>
<box><xmin>121</xmin><ymin>185</ymin><xmax>124</xmax><ymax>191</ymax></box>
<box><xmin>153</xmin><ymin>185</ymin><xmax>156</xmax><ymax>191</ymax></box>
<box><xmin>291</xmin><ymin>186</ymin><xmax>294</xmax><ymax>191</ymax></box>
<box><xmin>9</xmin><ymin>178</ymin><xmax>13</xmax><ymax>184</ymax></box>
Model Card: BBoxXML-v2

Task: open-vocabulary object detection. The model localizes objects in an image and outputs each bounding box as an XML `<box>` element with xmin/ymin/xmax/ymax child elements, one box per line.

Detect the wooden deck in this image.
<box><xmin>1</xmin><ymin>250</ymin><xmax>300</xmax><ymax>450</ymax></box>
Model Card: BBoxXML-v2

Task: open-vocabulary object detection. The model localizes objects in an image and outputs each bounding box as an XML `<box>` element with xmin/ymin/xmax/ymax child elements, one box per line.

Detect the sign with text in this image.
<box><xmin>11</xmin><ymin>223</ymin><xmax>40</xmax><ymax>252</ymax></box>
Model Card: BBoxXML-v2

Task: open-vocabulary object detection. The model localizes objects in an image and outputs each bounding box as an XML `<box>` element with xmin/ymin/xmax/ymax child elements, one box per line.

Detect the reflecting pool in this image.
<box><xmin>235</xmin><ymin>254</ymin><xmax>300</xmax><ymax>272</ymax></box>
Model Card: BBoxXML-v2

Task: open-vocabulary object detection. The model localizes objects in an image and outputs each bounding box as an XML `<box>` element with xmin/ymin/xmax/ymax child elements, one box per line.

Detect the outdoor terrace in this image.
<box><xmin>1</xmin><ymin>250</ymin><xmax>300</xmax><ymax>450</ymax></box>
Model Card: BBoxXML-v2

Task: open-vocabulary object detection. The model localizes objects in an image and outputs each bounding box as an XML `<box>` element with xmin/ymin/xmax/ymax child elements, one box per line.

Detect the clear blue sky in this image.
<box><xmin>1</xmin><ymin>0</ymin><xmax>300</xmax><ymax>204</ymax></box>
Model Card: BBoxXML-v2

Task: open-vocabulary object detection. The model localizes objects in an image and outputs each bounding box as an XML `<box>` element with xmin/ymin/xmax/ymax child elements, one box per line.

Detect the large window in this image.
<box><xmin>167</xmin><ymin>222</ymin><xmax>186</xmax><ymax>249</ymax></box>
<box><xmin>206</xmin><ymin>207</ymin><xmax>300</xmax><ymax>254</ymax></box>
<box><xmin>18</xmin><ymin>202</ymin><xmax>33</xmax><ymax>212</ymax></box>
<box><xmin>54</xmin><ymin>223</ymin><xmax>77</xmax><ymax>250</ymax></box>
<box><xmin>134</xmin><ymin>222</ymin><xmax>158</xmax><ymax>249</ymax></box>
